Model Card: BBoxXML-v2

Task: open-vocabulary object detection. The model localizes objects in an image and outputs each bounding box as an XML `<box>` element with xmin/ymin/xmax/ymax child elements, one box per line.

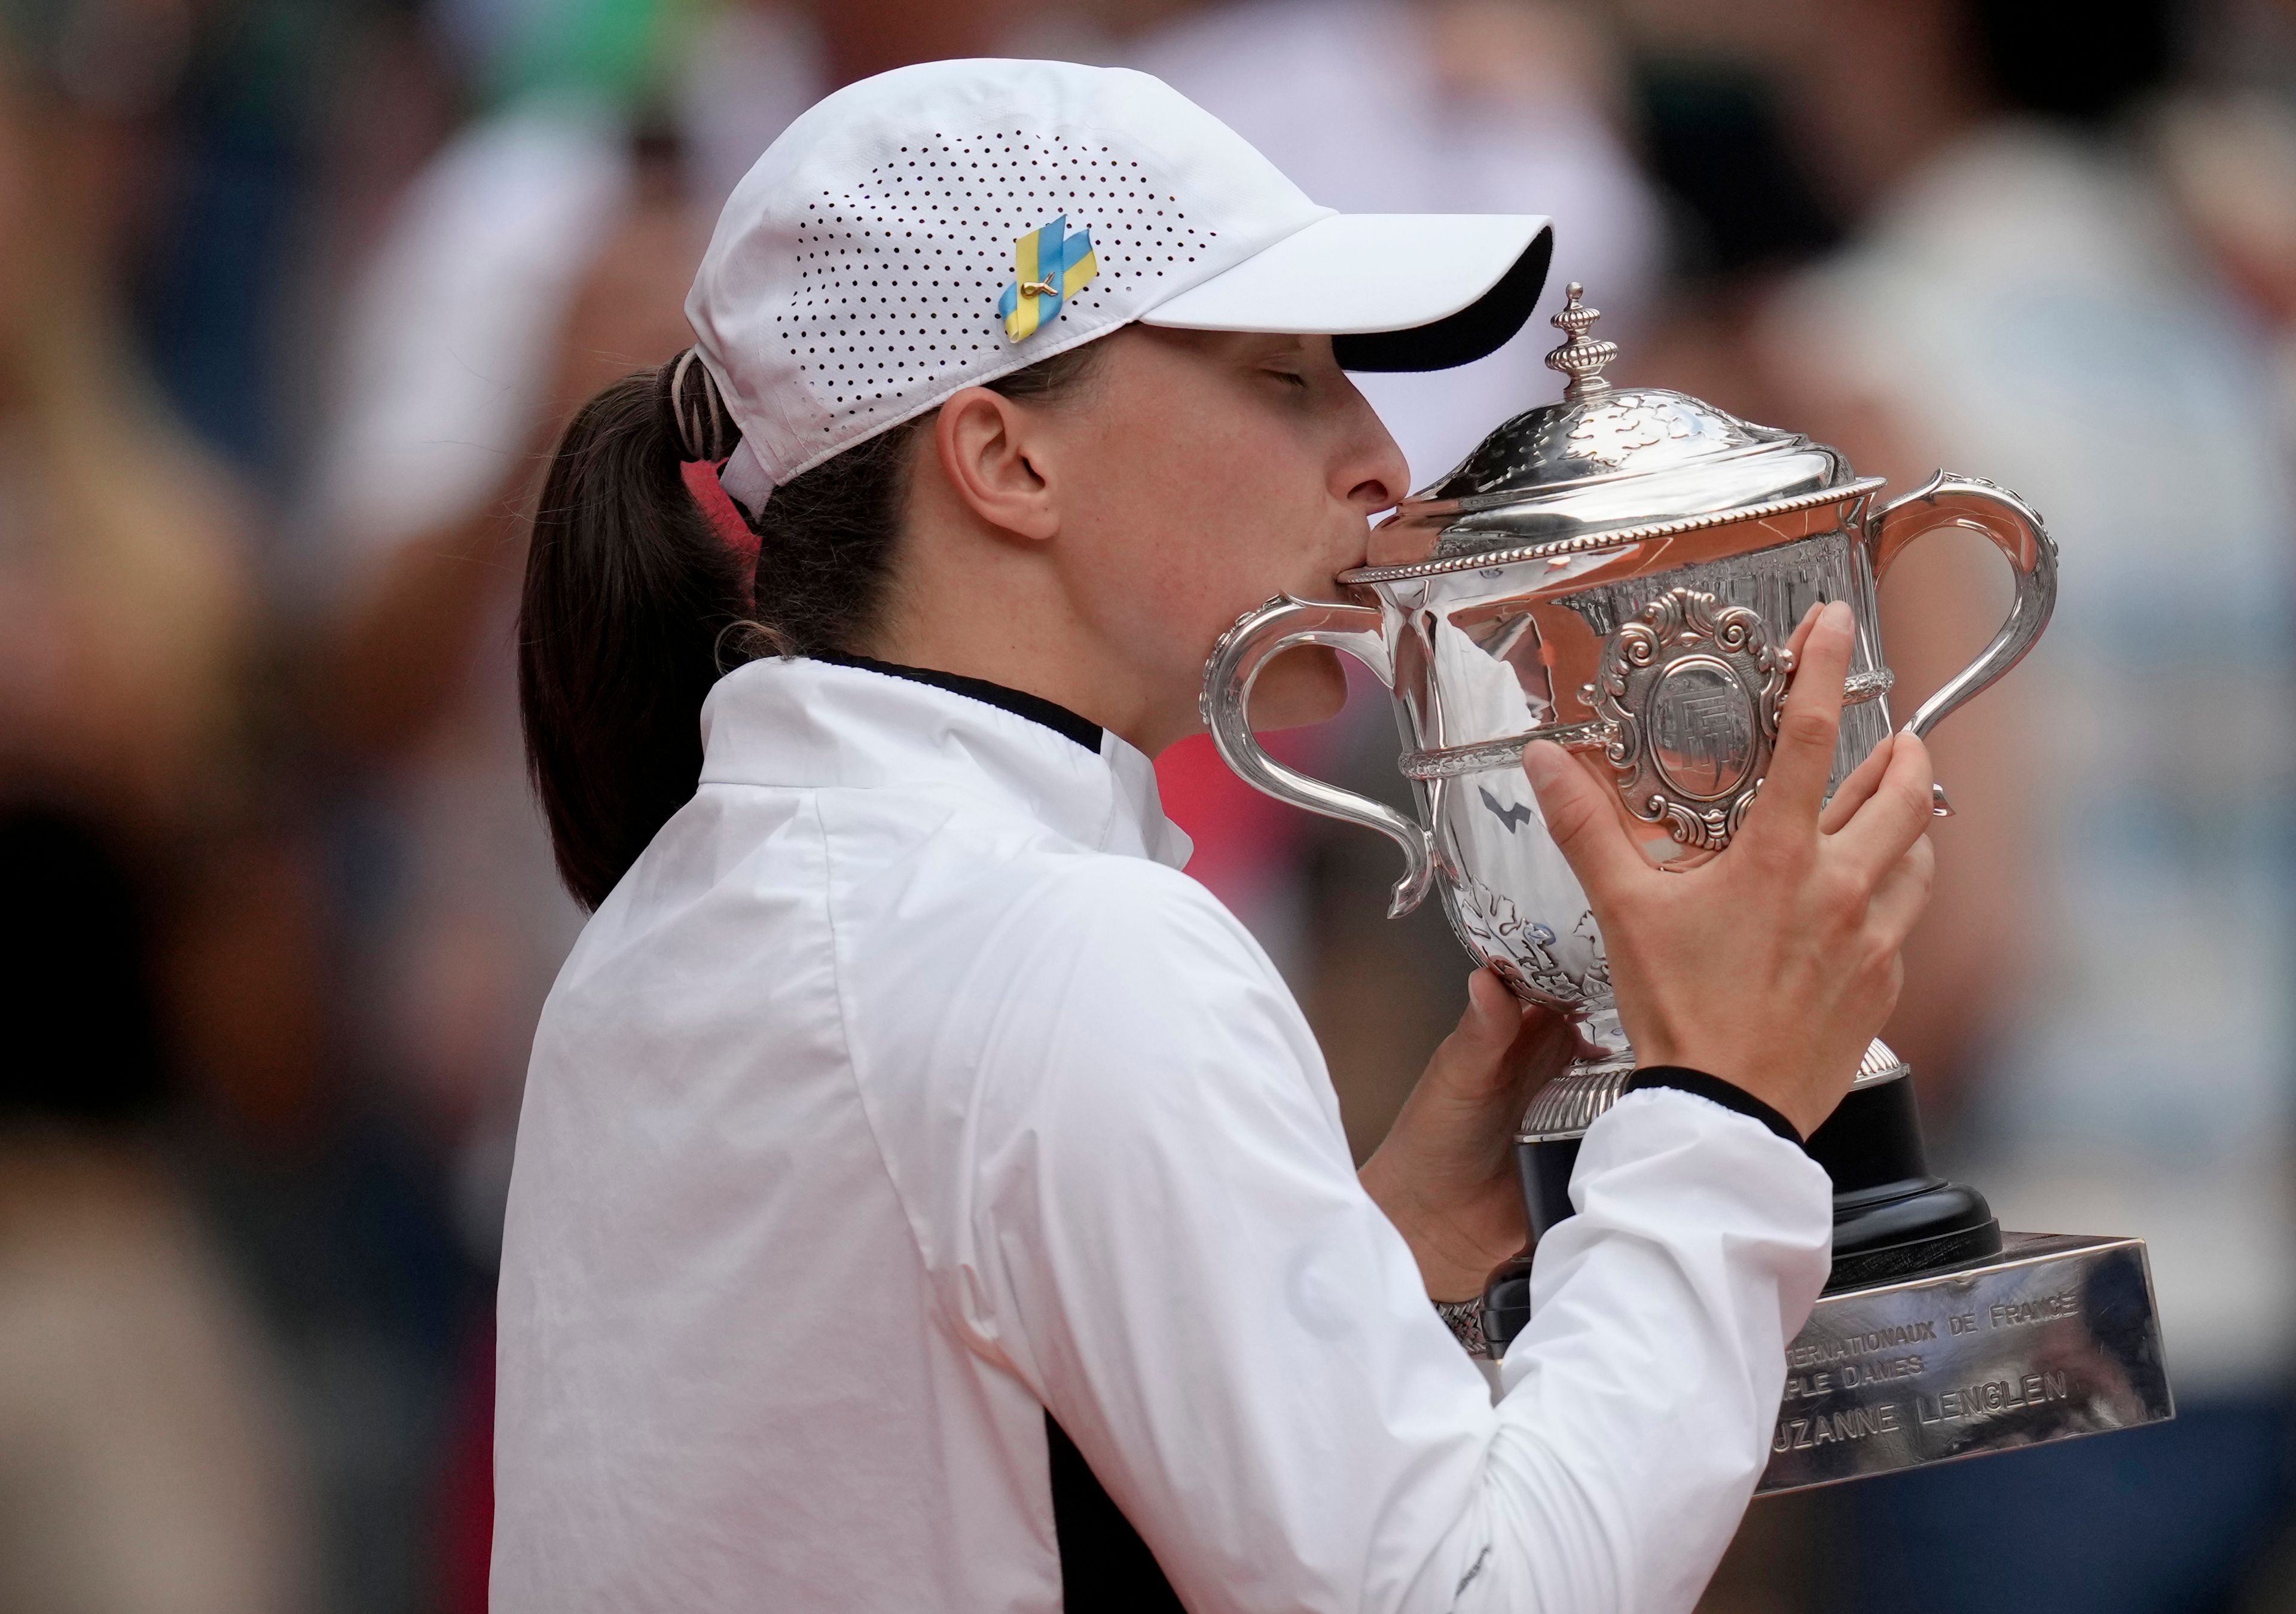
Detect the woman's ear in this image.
<box><xmin>931</xmin><ymin>386</ymin><xmax>1060</xmax><ymax>543</ymax></box>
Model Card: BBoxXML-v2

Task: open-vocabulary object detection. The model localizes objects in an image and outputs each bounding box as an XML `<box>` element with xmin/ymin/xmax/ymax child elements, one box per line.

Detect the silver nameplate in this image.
<box><xmin>1757</xmin><ymin>1232</ymin><xmax>2171</xmax><ymax>1494</ymax></box>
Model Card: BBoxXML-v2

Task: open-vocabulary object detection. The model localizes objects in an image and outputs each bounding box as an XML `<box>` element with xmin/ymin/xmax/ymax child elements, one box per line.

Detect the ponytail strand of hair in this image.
<box><xmin>518</xmin><ymin>357</ymin><xmax>758</xmax><ymax>909</ymax></box>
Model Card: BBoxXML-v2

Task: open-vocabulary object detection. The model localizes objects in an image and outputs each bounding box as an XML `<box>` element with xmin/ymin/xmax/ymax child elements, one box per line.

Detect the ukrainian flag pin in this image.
<box><xmin>998</xmin><ymin>215</ymin><xmax>1098</xmax><ymax>342</ymax></box>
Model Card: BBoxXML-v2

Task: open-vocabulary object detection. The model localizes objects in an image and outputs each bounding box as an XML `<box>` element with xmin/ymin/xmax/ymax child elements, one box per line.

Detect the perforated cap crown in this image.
<box><xmin>689</xmin><ymin>59</ymin><xmax>1553</xmax><ymax>508</ymax></box>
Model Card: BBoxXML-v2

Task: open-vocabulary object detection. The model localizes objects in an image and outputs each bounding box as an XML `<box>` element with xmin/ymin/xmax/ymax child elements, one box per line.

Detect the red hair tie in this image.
<box><xmin>681</xmin><ymin>458</ymin><xmax>761</xmax><ymax>609</ymax></box>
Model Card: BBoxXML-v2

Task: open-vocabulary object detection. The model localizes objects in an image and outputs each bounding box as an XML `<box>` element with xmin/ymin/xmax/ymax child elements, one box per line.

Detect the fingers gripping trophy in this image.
<box><xmin>1202</xmin><ymin>286</ymin><xmax>2171</xmax><ymax>1491</ymax></box>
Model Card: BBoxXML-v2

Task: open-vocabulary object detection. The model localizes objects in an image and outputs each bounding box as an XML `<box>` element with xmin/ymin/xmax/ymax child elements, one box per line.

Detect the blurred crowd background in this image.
<box><xmin>2</xmin><ymin>0</ymin><xmax>2294</xmax><ymax>1609</ymax></box>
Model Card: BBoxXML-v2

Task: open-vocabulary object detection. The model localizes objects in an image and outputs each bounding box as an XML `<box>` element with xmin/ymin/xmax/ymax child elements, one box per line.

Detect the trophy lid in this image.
<box><xmin>1355</xmin><ymin>284</ymin><xmax>1868</xmax><ymax>575</ymax></box>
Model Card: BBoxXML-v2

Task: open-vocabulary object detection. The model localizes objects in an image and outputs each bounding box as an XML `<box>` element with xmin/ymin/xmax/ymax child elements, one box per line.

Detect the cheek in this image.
<box><xmin>1070</xmin><ymin>402</ymin><xmax>1309</xmax><ymax>622</ymax></box>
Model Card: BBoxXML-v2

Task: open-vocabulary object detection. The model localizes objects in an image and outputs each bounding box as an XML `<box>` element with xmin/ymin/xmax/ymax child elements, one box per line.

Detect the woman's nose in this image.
<box><xmin>1342</xmin><ymin>413</ymin><xmax>1411</xmax><ymax>515</ymax></box>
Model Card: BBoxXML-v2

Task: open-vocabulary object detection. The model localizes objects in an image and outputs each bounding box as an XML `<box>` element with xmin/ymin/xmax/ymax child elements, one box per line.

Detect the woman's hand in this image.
<box><xmin>1359</xmin><ymin>971</ymin><xmax>1577</xmax><ymax>1301</ymax></box>
<box><xmin>1521</xmin><ymin>600</ymin><xmax>1937</xmax><ymax>1140</ymax></box>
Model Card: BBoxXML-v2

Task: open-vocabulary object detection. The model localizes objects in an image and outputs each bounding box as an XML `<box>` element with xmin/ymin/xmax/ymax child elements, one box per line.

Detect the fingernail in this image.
<box><xmin>1522</xmin><ymin>742</ymin><xmax>1567</xmax><ymax>791</ymax></box>
<box><xmin>1819</xmin><ymin>599</ymin><xmax>1853</xmax><ymax>634</ymax></box>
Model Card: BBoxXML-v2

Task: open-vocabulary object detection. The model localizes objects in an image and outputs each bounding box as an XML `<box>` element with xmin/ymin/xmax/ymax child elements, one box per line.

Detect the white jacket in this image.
<box><xmin>490</xmin><ymin>656</ymin><xmax>1833</xmax><ymax>1613</ymax></box>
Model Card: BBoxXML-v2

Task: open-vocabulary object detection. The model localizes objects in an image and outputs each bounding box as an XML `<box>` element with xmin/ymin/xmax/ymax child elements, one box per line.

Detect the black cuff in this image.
<box><xmin>1623</xmin><ymin>1066</ymin><xmax>1805</xmax><ymax>1148</ymax></box>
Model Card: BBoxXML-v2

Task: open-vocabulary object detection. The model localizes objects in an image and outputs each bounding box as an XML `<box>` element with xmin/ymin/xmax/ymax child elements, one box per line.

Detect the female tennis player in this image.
<box><xmin>491</xmin><ymin>59</ymin><xmax>1935</xmax><ymax>1614</ymax></box>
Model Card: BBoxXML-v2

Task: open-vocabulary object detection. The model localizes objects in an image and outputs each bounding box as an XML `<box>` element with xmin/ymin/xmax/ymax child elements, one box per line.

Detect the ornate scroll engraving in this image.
<box><xmin>1583</xmin><ymin>588</ymin><xmax>1793</xmax><ymax>851</ymax></box>
<box><xmin>1456</xmin><ymin>879</ymin><xmax>1609</xmax><ymax>1007</ymax></box>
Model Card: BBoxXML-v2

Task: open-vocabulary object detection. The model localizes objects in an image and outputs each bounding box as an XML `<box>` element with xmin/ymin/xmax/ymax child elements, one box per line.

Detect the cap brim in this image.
<box><xmin>1137</xmin><ymin>213</ymin><xmax>1552</xmax><ymax>373</ymax></box>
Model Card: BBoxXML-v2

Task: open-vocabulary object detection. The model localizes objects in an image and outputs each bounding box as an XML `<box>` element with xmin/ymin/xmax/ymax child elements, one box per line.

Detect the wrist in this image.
<box><xmin>1358</xmin><ymin>1155</ymin><xmax>1512</xmax><ymax>1303</ymax></box>
<box><xmin>1619</xmin><ymin>1024</ymin><xmax>1830</xmax><ymax>1138</ymax></box>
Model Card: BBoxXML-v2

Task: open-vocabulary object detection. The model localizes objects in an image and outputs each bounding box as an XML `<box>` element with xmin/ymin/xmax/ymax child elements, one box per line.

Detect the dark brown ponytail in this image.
<box><xmin>518</xmin><ymin>342</ymin><xmax>1101</xmax><ymax>910</ymax></box>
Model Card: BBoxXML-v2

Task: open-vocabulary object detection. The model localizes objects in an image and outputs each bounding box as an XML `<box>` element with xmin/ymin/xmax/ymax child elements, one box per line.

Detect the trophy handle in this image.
<box><xmin>1200</xmin><ymin>594</ymin><xmax>1436</xmax><ymax>918</ymax></box>
<box><xmin>1864</xmin><ymin>470</ymin><xmax>2059</xmax><ymax>739</ymax></box>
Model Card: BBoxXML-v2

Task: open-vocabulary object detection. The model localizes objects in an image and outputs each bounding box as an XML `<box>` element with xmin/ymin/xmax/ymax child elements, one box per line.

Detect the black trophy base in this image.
<box><xmin>1481</xmin><ymin>1071</ymin><xmax>2000</xmax><ymax>1353</ymax></box>
<box><xmin>1807</xmin><ymin>1074</ymin><xmax>2001</xmax><ymax>1291</ymax></box>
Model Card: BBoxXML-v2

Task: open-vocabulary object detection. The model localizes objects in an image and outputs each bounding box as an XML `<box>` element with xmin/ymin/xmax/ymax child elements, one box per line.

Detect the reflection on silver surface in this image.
<box><xmin>1519</xmin><ymin>1060</ymin><xmax>1636</xmax><ymax>1142</ymax></box>
<box><xmin>1852</xmin><ymin>1037</ymin><xmax>1912</xmax><ymax>1089</ymax></box>
<box><xmin>1200</xmin><ymin>283</ymin><xmax>2059</xmax><ymax>1137</ymax></box>
<box><xmin>1755</xmin><ymin>1234</ymin><xmax>2172</xmax><ymax>1493</ymax></box>
<box><xmin>1200</xmin><ymin>595</ymin><xmax>1434</xmax><ymax>918</ymax></box>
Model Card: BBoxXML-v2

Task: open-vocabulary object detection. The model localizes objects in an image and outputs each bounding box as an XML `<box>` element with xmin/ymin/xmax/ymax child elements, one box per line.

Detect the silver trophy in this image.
<box><xmin>1203</xmin><ymin>286</ymin><xmax>2169</xmax><ymax>1488</ymax></box>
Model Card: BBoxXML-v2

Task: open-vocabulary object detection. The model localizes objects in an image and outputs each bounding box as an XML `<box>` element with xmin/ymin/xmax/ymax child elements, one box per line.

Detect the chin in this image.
<box><xmin>1246</xmin><ymin>645</ymin><xmax>1350</xmax><ymax>732</ymax></box>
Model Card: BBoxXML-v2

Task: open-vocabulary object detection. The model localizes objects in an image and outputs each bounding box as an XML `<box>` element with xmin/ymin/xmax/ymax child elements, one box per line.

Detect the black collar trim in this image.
<box><xmin>813</xmin><ymin>653</ymin><xmax>1104</xmax><ymax>754</ymax></box>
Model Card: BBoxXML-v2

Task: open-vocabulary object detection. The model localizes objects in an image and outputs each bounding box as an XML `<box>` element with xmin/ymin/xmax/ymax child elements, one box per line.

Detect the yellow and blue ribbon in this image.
<box><xmin>998</xmin><ymin>215</ymin><xmax>1098</xmax><ymax>343</ymax></box>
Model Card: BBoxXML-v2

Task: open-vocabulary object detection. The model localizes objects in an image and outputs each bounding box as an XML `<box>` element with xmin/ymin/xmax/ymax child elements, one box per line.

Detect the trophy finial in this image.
<box><xmin>1545</xmin><ymin>282</ymin><xmax>1617</xmax><ymax>402</ymax></box>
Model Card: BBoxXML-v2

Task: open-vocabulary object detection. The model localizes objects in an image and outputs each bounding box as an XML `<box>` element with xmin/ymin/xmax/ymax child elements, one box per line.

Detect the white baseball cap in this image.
<box><xmin>688</xmin><ymin>57</ymin><xmax>1553</xmax><ymax>510</ymax></box>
